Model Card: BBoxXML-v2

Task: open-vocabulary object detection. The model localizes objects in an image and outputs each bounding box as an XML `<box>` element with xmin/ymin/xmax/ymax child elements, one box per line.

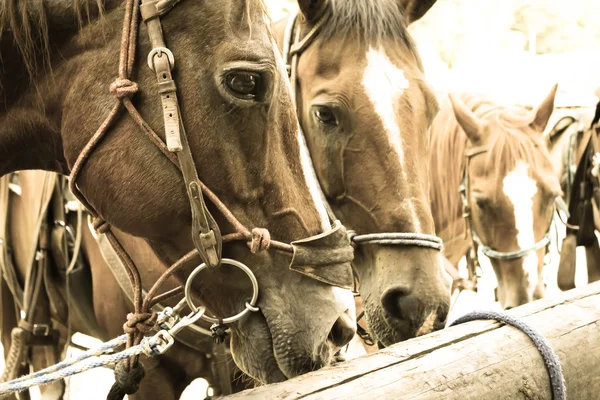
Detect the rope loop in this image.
<box><xmin>249</xmin><ymin>228</ymin><xmax>271</xmax><ymax>253</ymax></box>
<box><xmin>109</xmin><ymin>78</ymin><xmax>139</xmax><ymax>99</ymax></box>
<box><xmin>123</xmin><ymin>312</ymin><xmax>158</xmax><ymax>335</ymax></box>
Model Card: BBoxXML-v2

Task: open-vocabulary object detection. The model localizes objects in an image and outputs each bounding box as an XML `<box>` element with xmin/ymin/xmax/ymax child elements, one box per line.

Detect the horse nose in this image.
<box><xmin>328</xmin><ymin>308</ymin><xmax>357</xmax><ymax>348</ymax></box>
<box><xmin>380</xmin><ymin>285</ymin><xmax>412</xmax><ymax>321</ymax></box>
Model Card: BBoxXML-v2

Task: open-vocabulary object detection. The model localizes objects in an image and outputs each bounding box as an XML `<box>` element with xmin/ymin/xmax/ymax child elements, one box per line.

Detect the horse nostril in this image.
<box><xmin>380</xmin><ymin>286</ymin><xmax>412</xmax><ymax>320</ymax></box>
<box><xmin>328</xmin><ymin>309</ymin><xmax>356</xmax><ymax>348</ymax></box>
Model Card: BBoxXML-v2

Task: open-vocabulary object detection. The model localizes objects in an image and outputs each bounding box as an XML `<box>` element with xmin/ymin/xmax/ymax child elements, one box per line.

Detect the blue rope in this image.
<box><xmin>4</xmin><ymin>334</ymin><xmax>128</xmax><ymax>387</ymax></box>
<box><xmin>0</xmin><ymin>335</ymin><xmax>160</xmax><ymax>398</ymax></box>
<box><xmin>450</xmin><ymin>310</ymin><xmax>566</xmax><ymax>400</ymax></box>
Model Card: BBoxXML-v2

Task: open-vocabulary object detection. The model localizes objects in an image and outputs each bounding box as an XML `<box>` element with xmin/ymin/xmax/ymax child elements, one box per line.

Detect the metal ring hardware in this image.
<box><xmin>184</xmin><ymin>258</ymin><xmax>259</xmax><ymax>325</ymax></box>
<box><xmin>147</xmin><ymin>47</ymin><xmax>175</xmax><ymax>72</ymax></box>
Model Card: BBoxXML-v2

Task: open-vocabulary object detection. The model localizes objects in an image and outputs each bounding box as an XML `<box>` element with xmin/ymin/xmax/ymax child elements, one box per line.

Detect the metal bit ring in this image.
<box><xmin>184</xmin><ymin>258</ymin><xmax>259</xmax><ymax>325</ymax></box>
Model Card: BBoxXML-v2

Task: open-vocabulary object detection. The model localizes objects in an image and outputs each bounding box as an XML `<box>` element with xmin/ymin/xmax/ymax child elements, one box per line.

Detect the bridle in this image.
<box><xmin>459</xmin><ymin>145</ymin><xmax>561</xmax><ymax>278</ymax></box>
<box><xmin>65</xmin><ymin>0</ymin><xmax>355</xmax><ymax>394</ymax></box>
<box><xmin>283</xmin><ymin>8</ymin><xmax>444</xmax><ymax>253</ymax></box>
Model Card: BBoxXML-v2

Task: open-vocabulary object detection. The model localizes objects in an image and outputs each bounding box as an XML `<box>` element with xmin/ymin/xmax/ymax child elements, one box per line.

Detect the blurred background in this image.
<box><xmin>267</xmin><ymin>0</ymin><xmax>600</xmax><ymax>107</ymax></box>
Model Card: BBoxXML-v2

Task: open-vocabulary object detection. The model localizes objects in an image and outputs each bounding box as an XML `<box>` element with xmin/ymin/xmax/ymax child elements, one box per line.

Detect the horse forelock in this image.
<box><xmin>430</xmin><ymin>94</ymin><xmax>554</xmax><ymax>237</ymax></box>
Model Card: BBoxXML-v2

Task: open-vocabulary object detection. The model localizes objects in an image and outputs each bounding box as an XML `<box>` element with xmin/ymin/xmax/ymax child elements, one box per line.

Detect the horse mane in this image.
<box><xmin>321</xmin><ymin>0</ymin><xmax>417</xmax><ymax>52</ymax></box>
<box><xmin>429</xmin><ymin>93</ymin><xmax>552</xmax><ymax>237</ymax></box>
<box><xmin>0</xmin><ymin>0</ymin><xmax>107</xmax><ymax>78</ymax></box>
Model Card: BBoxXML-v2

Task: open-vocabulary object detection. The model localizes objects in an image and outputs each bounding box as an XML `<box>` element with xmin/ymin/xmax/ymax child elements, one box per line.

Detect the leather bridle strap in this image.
<box><xmin>141</xmin><ymin>0</ymin><xmax>221</xmax><ymax>268</ymax></box>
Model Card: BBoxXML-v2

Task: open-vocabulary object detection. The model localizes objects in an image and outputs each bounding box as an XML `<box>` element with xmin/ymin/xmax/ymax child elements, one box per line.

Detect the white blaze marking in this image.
<box><xmin>361</xmin><ymin>47</ymin><xmax>421</xmax><ymax>232</ymax></box>
<box><xmin>271</xmin><ymin>40</ymin><xmax>331</xmax><ymax>231</ymax></box>
<box><xmin>502</xmin><ymin>162</ymin><xmax>539</xmax><ymax>288</ymax></box>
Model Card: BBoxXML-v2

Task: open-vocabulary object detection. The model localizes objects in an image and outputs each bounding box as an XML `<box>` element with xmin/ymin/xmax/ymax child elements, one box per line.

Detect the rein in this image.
<box><xmin>65</xmin><ymin>1</ymin><xmax>354</xmax><ymax>397</ymax></box>
<box><xmin>283</xmin><ymin>8</ymin><xmax>444</xmax><ymax>258</ymax></box>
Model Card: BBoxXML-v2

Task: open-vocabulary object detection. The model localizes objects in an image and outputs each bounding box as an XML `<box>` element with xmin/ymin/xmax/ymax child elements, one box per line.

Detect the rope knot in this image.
<box><xmin>109</xmin><ymin>78</ymin><xmax>139</xmax><ymax>99</ymax></box>
<box><xmin>249</xmin><ymin>228</ymin><xmax>271</xmax><ymax>254</ymax></box>
<box><xmin>123</xmin><ymin>312</ymin><xmax>158</xmax><ymax>335</ymax></box>
<box><xmin>92</xmin><ymin>217</ymin><xmax>111</xmax><ymax>234</ymax></box>
<box><xmin>108</xmin><ymin>361</ymin><xmax>145</xmax><ymax>398</ymax></box>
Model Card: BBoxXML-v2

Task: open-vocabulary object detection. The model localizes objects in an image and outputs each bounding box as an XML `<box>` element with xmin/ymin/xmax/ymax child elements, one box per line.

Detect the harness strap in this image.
<box><xmin>0</xmin><ymin>175</ymin><xmax>24</xmax><ymax>309</ymax></box>
<box><xmin>0</xmin><ymin>173</ymin><xmax>65</xmax><ymax>398</ymax></box>
<box><xmin>142</xmin><ymin>0</ymin><xmax>222</xmax><ymax>269</ymax></box>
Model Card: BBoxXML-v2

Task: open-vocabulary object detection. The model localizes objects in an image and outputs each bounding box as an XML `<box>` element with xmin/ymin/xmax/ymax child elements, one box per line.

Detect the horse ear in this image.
<box><xmin>297</xmin><ymin>0</ymin><xmax>329</xmax><ymax>23</ymax></box>
<box><xmin>398</xmin><ymin>0</ymin><xmax>438</xmax><ymax>24</ymax></box>
<box><xmin>530</xmin><ymin>84</ymin><xmax>558</xmax><ymax>133</ymax></box>
<box><xmin>449</xmin><ymin>94</ymin><xmax>484</xmax><ymax>143</ymax></box>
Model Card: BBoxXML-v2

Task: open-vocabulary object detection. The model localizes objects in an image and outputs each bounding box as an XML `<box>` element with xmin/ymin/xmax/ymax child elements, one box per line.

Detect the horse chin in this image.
<box><xmin>230</xmin><ymin>310</ymin><xmax>334</xmax><ymax>384</ymax></box>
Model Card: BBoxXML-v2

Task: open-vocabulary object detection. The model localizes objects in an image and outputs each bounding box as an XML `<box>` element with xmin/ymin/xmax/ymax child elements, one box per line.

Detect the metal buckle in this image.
<box><xmin>152</xmin><ymin>305</ymin><xmax>206</xmax><ymax>354</ymax></box>
<box><xmin>32</xmin><ymin>324</ymin><xmax>51</xmax><ymax>336</ymax></box>
<box><xmin>147</xmin><ymin>47</ymin><xmax>175</xmax><ymax>72</ymax></box>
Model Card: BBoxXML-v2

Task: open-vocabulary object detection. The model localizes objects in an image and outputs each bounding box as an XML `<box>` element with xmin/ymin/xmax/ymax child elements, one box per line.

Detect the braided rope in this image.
<box><xmin>349</xmin><ymin>232</ymin><xmax>443</xmax><ymax>251</ymax></box>
<box><xmin>474</xmin><ymin>231</ymin><xmax>551</xmax><ymax>260</ymax></box>
<box><xmin>450</xmin><ymin>310</ymin><xmax>566</xmax><ymax>400</ymax></box>
<box><xmin>2</xmin><ymin>334</ymin><xmax>128</xmax><ymax>388</ymax></box>
<box><xmin>0</xmin><ymin>335</ymin><xmax>160</xmax><ymax>398</ymax></box>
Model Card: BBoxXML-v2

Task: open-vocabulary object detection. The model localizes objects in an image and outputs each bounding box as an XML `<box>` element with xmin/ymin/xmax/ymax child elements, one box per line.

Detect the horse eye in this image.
<box><xmin>225</xmin><ymin>71</ymin><xmax>261</xmax><ymax>99</ymax></box>
<box><xmin>314</xmin><ymin>106</ymin><xmax>338</xmax><ymax>126</ymax></box>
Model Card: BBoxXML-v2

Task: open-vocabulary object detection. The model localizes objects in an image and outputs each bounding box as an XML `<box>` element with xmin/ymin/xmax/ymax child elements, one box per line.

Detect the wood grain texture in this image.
<box><xmin>228</xmin><ymin>281</ymin><xmax>600</xmax><ymax>400</ymax></box>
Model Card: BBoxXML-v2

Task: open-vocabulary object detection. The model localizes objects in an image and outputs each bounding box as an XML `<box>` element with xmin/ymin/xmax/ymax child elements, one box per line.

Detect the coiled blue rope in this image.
<box><xmin>450</xmin><ymin>310</ymin><xmax>566</xmax><ymax>400</ymax></box>
<box><xmin>0</xmin><ymin>334</ymin><xmax>161</xmax><ymax>398</ymax></box>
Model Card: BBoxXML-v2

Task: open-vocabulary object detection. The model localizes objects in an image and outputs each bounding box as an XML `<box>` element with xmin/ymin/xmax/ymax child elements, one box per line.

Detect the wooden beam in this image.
<box><xmin>227</xmin><ymin>281</ymin><xmax>600</xmax><ymax>399</ymax></box>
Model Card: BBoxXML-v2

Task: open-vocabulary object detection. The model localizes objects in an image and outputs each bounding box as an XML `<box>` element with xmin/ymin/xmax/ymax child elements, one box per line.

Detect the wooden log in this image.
<box><xmin>228</xmin><ymin>281</ymin><xmax>600</xmax><ymax>400</ymax></box>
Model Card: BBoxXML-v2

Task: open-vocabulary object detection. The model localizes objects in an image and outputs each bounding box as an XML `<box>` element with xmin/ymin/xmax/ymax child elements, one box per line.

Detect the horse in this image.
<box><xmin>429</xmin><ymin>87</ymin><xmax>562</xmax><ymax>309</ymax></box>
<box><xmin>0</xmin><ymin>0</ymin><xmax>360</xmax><ymax>397</ymax></box>
<box><xmin>545</xmin><ymin>95</ymin><xmax>600</xmax><ymax>291</ymax></box>
<box><xmin>273</xmin><ymin>0</ymin><xmax>452</xmax><ymax>348</ymax></box>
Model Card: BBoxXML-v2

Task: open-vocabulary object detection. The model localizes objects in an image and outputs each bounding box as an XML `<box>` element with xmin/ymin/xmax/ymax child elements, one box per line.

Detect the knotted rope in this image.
<box><xmin>450</xmin><ymin>310</ymin><xmax>566</xmax><ymax>400</ymax></box>
<box><xmin>249</xmin><ymin>228</ymin><xmax>271</xmax><ymax>254</ymax></box>
<box><xmin>109</xmin><ymin>78</ymin><xmax>139</xmax><ymax>99</ymax></box>
<box><xmin>122</xmin><ymin>312</ymin><xmax>158</xmax><ymax>335</ymax></box>
<box><xmin>106</xmin><ymin>362</ymin><xmax>145</xmax><ymax>400</ymax></box>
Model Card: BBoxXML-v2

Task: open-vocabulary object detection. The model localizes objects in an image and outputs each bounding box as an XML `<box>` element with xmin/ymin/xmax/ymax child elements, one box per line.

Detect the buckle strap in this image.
<box><xmin>140</xmin><ymin>0</ymin><xmax>181</xmax><ymax>22</ymax></box>
<box><xmin>142</xmin><ymin>0</ymin><xmax>222</xmax><ymax>267</ymax></box>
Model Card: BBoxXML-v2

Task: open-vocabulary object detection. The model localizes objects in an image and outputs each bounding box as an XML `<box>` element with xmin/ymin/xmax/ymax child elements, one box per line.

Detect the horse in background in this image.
<box><xmin>274</xmin><ymin>0</ymin><xmax>452</xmax><ymax>348</ymax></box>
<box><xmin>429</xmin><ymin>87</ymin><xmax>562</xmax><ymax>309</ymax></box>
<box><xmin>545</xmin><ymin>94</ymin><xmax>600</xmax><ymax>291</ymax></box>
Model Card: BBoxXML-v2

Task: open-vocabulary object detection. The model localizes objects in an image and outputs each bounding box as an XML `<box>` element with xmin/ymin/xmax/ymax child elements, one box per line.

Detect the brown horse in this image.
<box><xmin>273</xmin><ymin>0</ymin><xmax>452</xmax><ymax>348</ymax></box>
<box><xmin>0</xmin><ymin>0</ymin><xmax>358</xmax><ymax>393</ymax></box>
<box><xmin>430</xmin><ymin>88</ymin><xmax>562</xmax><ymax>309</ymax></box>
